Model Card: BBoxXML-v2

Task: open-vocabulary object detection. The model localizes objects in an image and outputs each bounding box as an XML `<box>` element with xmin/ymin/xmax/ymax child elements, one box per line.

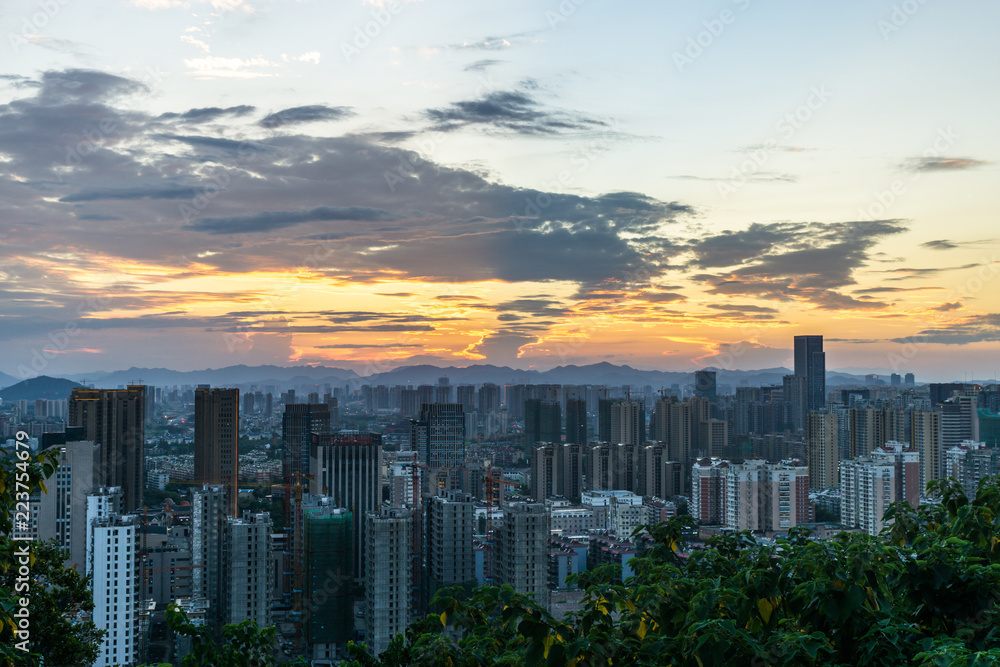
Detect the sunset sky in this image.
<box><xmin>1</xmin><ymin>0</ymin><xmax>998</xmax><ymax>381</ymax></box>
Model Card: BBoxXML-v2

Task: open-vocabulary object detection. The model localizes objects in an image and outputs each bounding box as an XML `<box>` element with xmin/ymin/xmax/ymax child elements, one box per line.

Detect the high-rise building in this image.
<box><xmin>910</xmin><ymin>409</ymin><xmax>942</xmax><ymax>491</ymax></box>
<box><xmin>597</xmin><ymin>397</ymin><xmax>618</xmax><ymax>442</ymax></box>
<box><xmin>559</xmin><ymin>442</ymin><xmax>583</xmax><ymax>503</ymax></box>
<box><xmin>87</xmin><ymin>487</ymin><xmax>140</xmax><ymax>667</ymax></box>
<box><xmin>410</xmin><ymin>403</ymin><xmax>465</xmax><ymax>469</ymax></box>
<box><xmin>614</xmin><ymin>442</ymin><xmax>639</xmax><ymax>493</ymax></box>
<box><xmin>638</xmin><ymin>442</ymin><xmax>666</xmax><ymax>498</ymax></box>
<box><xmin>530</xmin><ymin>442</ymin><xmax>559</xmax><ymax>501</ymax></box>
<box><xmin>36</xmin><ymin>437</ymin><xmax>98</xmax><ymax>569</ymax></box>
<box><xmin>302</xmin><ymin>504</ymin><xmax>353</xmax><ymax>660</ymax></box>
<box><xmin>365</xmin><ymin>506</ymin><xmax>413</xmax><ymax>655</ymax></box>
<box><xmin>310</xmin><ymin>431</ymin><xmax>382</xmax><ymax>582</ymax></box>
<box><xmin>783</xmin><ymin>374</ymin><xmax>807</xmax><ymax>432</ymax></box>
<box><xmin>477</xmin><ymin>383</ymin><xmax>501</xmax><ymax>414</ymax></box>
<box><xmin>495</xmin><ymin>502</ymin><xmax>550</xmax><ymax>610</ymax></box>
<box><xmin>426</xmin><ymin>490</ymin><xmax>476</xmax><ymax>603</ymax></box>
<box><xmin>283</xmin><ymin>403</ymin><xmax>332</xmax><ymax>480</ymax></box>
<box><xmin>840</xmin><ymin>443</ymin><xmax>920</xmax><ymax>535</ymax></box>
<box><xmin>565</xmin><ymin>397</ymin><xmax>587</xmax><ymax>445</ymax></box>
<box><xmin>941</xmin><ymin>394</ymin><xmax>978</xmax><ymax>451</ymax></box>
<box><xmin>221</xmin><ymin>511</ymin><xmax>272</xmax><ymax>628</ymax></box>
<box><xmin>456</xmin><ymin>385</ymin><xmax>476</xmax><ymax>413</ymax></box>
<box><xmin>191</xmin><ymin>485</ymin><xmax>227</xmax><ymax>621</ymax></box>
<box><xmin>585</xmin><ymin>441</ymin><xmax>614</xmax><ymax>491</ymax></box>
<box><xmin>523</xmin><ymin>398</ymin><xmax>561</xmax><ymax>448</ymax></box>
<box><xmin>694</xmin><ymin>370</ymin><xmax>717</xmax><ymax>405</ymax></box>
<box><xmin>793</xmin><ymin>335</ymin><xmax>826</xmax><ymax>413</ymax></box>
<box><xmin>806</xmin><ymin>412</ymin><xmax>839</xmax><ymax>490</ymax></box>
<box><xmin>69</xmin><ymin>385</ymin><xmax>146</xmax><ymax>512</ymax></box>
<box><xmin>195</xmin><ymin>387</ymin><xmax>240</xmax><ymax>516</ymax></box>
<box><xmin>849</xmin><ymin>407</ymin><xmax>889</xmax><ymax>458</ymax></box>
<box><xmin>945</xmin><ymin>441</ymin><xmax>1000</xmax><ymax>498</ymax></box>
<box><xmin>723</xmin><ymin>459</ymin><xmax>811</xmax><ymax>532</ymax></box>
<box><xmin>610</xmin><ymin>399</ymin><xmax>645</xmax><ymax>446</ymax></box>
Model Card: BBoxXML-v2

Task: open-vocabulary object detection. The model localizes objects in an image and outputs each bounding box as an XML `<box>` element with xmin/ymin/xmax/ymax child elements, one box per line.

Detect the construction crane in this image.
<box><xmin>483</xmin><ymin>465</ymin><xmax>517</xmax><ymax>584</ymax></box>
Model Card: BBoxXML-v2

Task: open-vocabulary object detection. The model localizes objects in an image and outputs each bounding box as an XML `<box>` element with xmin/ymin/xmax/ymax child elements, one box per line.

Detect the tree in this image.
<box><xmin>0</xmin><ymin>445</ymin><xmax>65</xmax><ymax>666</ymax></box>
<box><xmin>346</xmin><ymin>476</ymin><xmax>1000</xmax><ymax>666</ymax></box>
<box><xmin>146</xmin><ymin>605</ymin><xmax>308</xmax><ymax>667</ymax></box>
<box><xmin>0</xmin><ymin>539</ymin><xmax>104</xmax><ymax>666</ymax></box>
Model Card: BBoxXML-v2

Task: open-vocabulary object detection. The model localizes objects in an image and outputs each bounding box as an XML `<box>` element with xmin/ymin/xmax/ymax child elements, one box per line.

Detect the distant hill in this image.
<box><xmin>53</xmin><ymin>362</ymin><xmax>884</xmax><ymax>391</ymax></box>
<box><xmin>63</xmin><ymin>364</ymin><xmax>360</xmax><ymax>389</ymax></box>
<box><xmin>0</xmin><ymin>376</ymin><xmax>82</xmax><ymax>402</ymax></box>
<box><xmin>0</xmin><ymin>371</ymin><xmax>19</xmax><ymax>390</ymax></box>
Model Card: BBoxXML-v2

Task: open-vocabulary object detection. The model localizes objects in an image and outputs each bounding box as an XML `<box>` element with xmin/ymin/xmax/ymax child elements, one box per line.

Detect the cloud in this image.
<box><xmin>920</xmin><ymin>238</ymin><xmax>995</xmax><ymax>251</ymax></box>
<box><xmin>259</xmin><ymin>105</ymin><xmax>354</xmax><ymax>128</ymax></box>
<box><xmin>186</xmin><ymin>206</ymin><xmax>398</xmax><ymax>234</ymax></box>
<box><xmin>892</xmin><ymin>314</ymin><xmax>1000</xmax><ymax>345</ymax></box>
<box><xmin>183</xmin><ymin>56</ymin><xmax>278</xmax><ymax>79</ymax></box>
<box><xmin>157</xmin><ymin>106</ymin><xmax>256</xmax><ymax>123</ymax></box>
<box><xmin>464</xmin><ymin>59</ymin><xmax>505</xmax><ymax>71</ymax></box>
<box><xmin>130</xmin><ymin>0</ymin><xmax>255</xmax><ymax>12</ymax></box>
<box><xmin>904</xmin><ymin>156</ymin><xmax>990</xmax><ymax>172</ymax></box>
<box><xmin>707</xmin><ymin>304</ymin><xmax>778</xmax><ymax>313</ymax></box>
<box><xmin>425</xmin><ymin>89</ymin><xmax>605</xmax><ymax>135</ymax></box>
<box><xmin>692</xmin><ymin>220</ymin><xmax>907</xmax><ymax>310</ymax></box>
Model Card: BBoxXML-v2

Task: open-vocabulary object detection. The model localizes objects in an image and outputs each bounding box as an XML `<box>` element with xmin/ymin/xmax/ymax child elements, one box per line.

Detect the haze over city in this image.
<box><xmin>1</xmin><ymin>0</ymin><xmax>997</xmax><ymax>381</ymax></box>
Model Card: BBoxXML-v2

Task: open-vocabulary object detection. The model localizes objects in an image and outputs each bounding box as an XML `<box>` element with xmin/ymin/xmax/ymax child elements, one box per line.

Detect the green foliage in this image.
<box><xmin>0</xmin><ymin>539</ymin><xmax>105</xmax><ymax>666</ymax></box>
<box><xmin>158</xmin><ymin>605</ymin><xmax>308</xmax><ymax>667</ymax></box>
<box><xmin>346</xmin><ymin>476</ymin><xmax>1000</xmax><ymax>666</ymax></box>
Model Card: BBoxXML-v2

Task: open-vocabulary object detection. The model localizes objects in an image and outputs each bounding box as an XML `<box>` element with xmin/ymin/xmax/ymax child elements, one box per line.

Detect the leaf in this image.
<box><xmin>637</xmin><ymin>619</ymin><xmax>647</xmax><ymax>639</ymax></box>
<box><xmin>757</xmin><ymin>598</ymin><xmax>773</xmax><ymax>625</ymax></box>
<box><xmin>440</xmin><ymin>611</ymin><xmax>447</xmax><ymax>628</ymax></box>
<box><xmin>543</xmin><ymin>634</ymin><xmax>555</xmax><ymax>659</ymax></box>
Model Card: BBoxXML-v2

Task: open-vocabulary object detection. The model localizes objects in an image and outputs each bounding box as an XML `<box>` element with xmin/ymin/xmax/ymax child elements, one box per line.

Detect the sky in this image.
<box><xmin>0</xmin><ymin>0</ymin><xmax>998</xmax><ymax>382</ymax></box>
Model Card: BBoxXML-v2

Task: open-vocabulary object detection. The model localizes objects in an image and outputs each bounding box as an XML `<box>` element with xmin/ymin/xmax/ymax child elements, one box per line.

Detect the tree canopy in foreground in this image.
<box><xmin>346</xmin><ymin>477</ymin><xmax>1000</xmax><ymax>667</ymax></box>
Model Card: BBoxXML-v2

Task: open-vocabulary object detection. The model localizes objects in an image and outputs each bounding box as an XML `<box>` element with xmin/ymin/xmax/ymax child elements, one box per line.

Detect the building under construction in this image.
<box><xmin>302</xmin><ymin>504</ymin><xmax>353</xmax><ymax>662</ymax></box>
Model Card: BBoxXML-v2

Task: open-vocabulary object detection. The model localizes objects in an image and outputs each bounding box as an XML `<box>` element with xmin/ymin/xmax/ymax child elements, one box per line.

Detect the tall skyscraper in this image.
<box><xmin>911</xmin><ymin>409</ymin><xmax>942</xmax><ymax>491</ymax></box>
<box><xmin>221</xmin><ymin>511</ymin><xmax>272</xmax><ymax>628</ymax></box>
<box><xmin>530</xmin><ymin>442</ymin><xmax>559</xmax><ymax>501</ymax></box>
<box><xmin>365</xmin><ymin>506</ymin><xmax>413</xmax><ymax>655</ymax></box>
<box><xmin>565</xmin><ymin>397</ymin><xmax>587</xmax><ymax>444</ymax></box>
<box><xmin>310</xmin><ymin>431</ymin><xmax>382</xmax><ymax>581</ymax></box>
<box><xmin>195</xmin><ymin>387</ymin><xmax>240</xmax><ymax>516</ymax></box>
<box><xmin>283</xmin><ymin>403</ymin><xmax>332</xmax><ymax>480</ymax></box>
<box><xmin>69</xmin><ymin>385</ymin><xmax>146</xmax><ymax>512</ymax></box>
<box><xmin>782</xmin><ymin>374</ymin><xmax>807</xmax><ymax>432</ymax></box>
<box><xmin>793</xmin><ymin>335</ymin><xmax>826</xmax><ymax>413</ymax></box>
<box><xmin>586</xmin><ymin>441</ymin><xmax>614</xmax><ymax>491</ymax></box>
<box><xmin>426</xmin><ymin>490</ymin><xmax>476</xmax><ymax>602</ymax></box>
<box><xmin>559</xmin><ymin>442</ymin><xmax>583</xmax><ymax>503</ymax></box>
<box><xmin>610</xmin><ymin>399</ymin><xmax>645</xmax><ymax>446</ymax></box>
<box><xmin>598</xmin><ymin>397</ymin><xmax>618</xmax><ymax>442</ymax></box>
<box><xmin>410</xmin><ymin>403</ymin><xmax>465</xmax><ymax>469</ymax></box>
<box><xmin>303</xmin><ymin>504</ymin><xmax>353</xmax><ymax>660</ymax></box>
<box><xmin>806</xmin><ymin>412</ymin><xmax>839</xmax><ymax>490</ymax></box>
<box><xmin>694</xmin><ymin>370</ymin><xmax>717</xmax><ymax>405</ymax></box>
<box><xmin>477</xmin><ymin>383</ymin><xmax>501</xmax><ymax>414</ymax></box>
<box><xmin>36</xmin><ymin>437</ymin><xmax>98</xmax><ymax>569</ymax></box>
<box><xmin>495</xmin><ymin>503</ymin><xmax>550</xmax><ymax>609</ymax></box>
<box><xmin>87</xmin><ymin>487</ymin><xmax>139</xmax><ymax>667</ymax></box>
<box><xmin>523</xmin><ymin>398</ymin><xmax>561</xmax><ymax>448</ymax></box>
<box><xmin>191</xmin><ymin>485</ymin><xmax>227</xmax><ymax>622</ymax></box>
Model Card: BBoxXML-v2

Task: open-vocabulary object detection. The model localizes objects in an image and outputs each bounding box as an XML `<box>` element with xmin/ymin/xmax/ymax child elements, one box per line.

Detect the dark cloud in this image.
<box><xmin>186</xmin><ymin>206</ymin><xmax>397</xmax><ymax>234</ymax></box>
<box><xmin>707</xmin><ymin>304</ymin><xmax>778</xmax><ymax>313</ymax></box>
<box><xmin>892</xmin><ymin>314</ymin><xmax>1000</xmax><ymax>345</ymax></box>
<box><xmin>157</xmin><ymin>106</ymin><xmax>256</xmax><ymax>123</ymax></box>
<box><xmin>60</xmin><ymin>185</ymin><xmax>205</xmax><ymax>202</ymax></box>
<box><xmin>425</xmin><ymin>89</ymin><xmax>605</xmax><ymax>135</ymax></box>
<box><xmin>904</xmin><ymin>157</ymin><xmax>990</xmax><ymax>172</ymax></box>
<box><xmin>921</xmin><ymin>238</ymin><xmax>995</xmax><ymax>251</ymax></box>
<box><xmin>259</xmin><ymin>105</ymin><xmax>354</xmax><ymax>128</ymax></box>
<box><xmin>693</xmin><ymin>220</ymin><xmax>906</xmax><ymax>310</ymax></box>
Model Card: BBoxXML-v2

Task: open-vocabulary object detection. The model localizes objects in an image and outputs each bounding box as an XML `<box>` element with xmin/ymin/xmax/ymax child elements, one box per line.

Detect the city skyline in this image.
<box><xmin>2</xmin><ymin>1</ymin><xmax>999</xmax><ymax>382</ymax></box>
